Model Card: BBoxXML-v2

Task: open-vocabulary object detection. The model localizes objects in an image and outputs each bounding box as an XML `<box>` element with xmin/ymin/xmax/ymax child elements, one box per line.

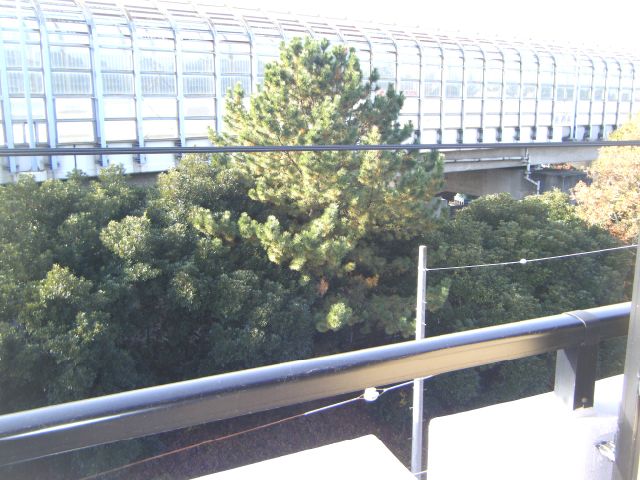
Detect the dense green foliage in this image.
<box><xmin>0</xmin><ymin>164</ymin><xmax>315</xmax><ymax>414</ymax></box>
<box><xmin>423</xmin><ymin>191</ymin><xmax>631</xmax><ymax>412</ymax></box>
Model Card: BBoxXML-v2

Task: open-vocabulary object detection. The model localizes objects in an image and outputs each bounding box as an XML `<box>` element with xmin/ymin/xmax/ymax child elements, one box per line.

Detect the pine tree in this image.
<box><xmin>209</xmin><ymin>37</ymin><xmax>444</xmax><ymax>334</ymax></box>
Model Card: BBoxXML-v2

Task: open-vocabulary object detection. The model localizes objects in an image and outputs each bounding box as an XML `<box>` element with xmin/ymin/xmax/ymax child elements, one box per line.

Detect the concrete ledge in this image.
<box><xmin>196</xmin><ymin>434</ymin><xmax>415</xmax><ymax>480</ymax></box>
<box><xmin>428</xmin><ymin>375</ymin><xmax>623</xmax><ymax>480</ymax></box>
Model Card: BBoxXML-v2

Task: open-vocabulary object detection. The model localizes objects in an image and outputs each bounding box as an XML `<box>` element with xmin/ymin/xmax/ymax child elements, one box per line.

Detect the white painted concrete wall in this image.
<box><xmin>428</xmin><ymin>375</ymin><xmax>623</xmax><ymax>480</ymax></box>
<box><xmin>197</xmin><ymin>435</ymin><xmax>415</xmax><ymax>480</ymax></box>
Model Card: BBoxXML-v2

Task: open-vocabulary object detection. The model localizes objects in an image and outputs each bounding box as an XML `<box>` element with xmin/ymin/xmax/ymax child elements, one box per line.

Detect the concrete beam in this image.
<box><xmin>441</xmin><ymin>144</ymin><xmax>599</xmax><ymax>173</ymax></box>
<box><xmin>528</xmin><ymin>146</ymin><xmax>599</xmax><ymax>165</ymax></box>
<box><xmin>443</xmin><ymin>168</ymin><xmax>536</xmax><ymax>199</ymax></box>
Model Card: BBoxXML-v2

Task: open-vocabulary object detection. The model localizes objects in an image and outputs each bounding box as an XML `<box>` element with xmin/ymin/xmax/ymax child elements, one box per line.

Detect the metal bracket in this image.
<box><xmin>596</xmin><ymin>440</ymin><xmax>616</xmax><ymax>462</ymax></box>
<box><xmin>554</xmin><ymin>310</ymin><xmax>600</xmax><ymax>410</ymax></box>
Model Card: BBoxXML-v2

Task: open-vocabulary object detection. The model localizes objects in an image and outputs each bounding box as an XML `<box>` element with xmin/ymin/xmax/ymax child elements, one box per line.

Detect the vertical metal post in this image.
<box><xmin>554</xmin><ymin>336</ymin><xmax>598</xmax><ymax>409</ymax></box>
<box><xmin>412</xmin><ymin>245</ymin><xmax>427</xmax><ymax>478</ymax></box>
<box><xmin>613</xmin><ymin>242</ymin><xmax>640</xmax><ymax>480</ymax></box>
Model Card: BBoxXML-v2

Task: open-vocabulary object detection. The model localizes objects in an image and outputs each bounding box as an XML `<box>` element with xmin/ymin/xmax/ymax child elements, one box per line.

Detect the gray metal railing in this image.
<box><xmin>0</xmin><ymin>302</ymin><xmax>630</xmax><ymax>467</ymax></box>
<box><xmin>0</xmin><ymin>140</ymin><xmax>640</xmax><ymax>157</ymax></box>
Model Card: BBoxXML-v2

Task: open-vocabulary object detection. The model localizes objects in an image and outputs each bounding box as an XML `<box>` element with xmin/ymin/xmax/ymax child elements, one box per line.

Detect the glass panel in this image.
<box><xmin>594</xmin><ymin>88</ymin><xmax>604</xmax><ymax>101</ymax></box>
<box><xmin>29</xmin><ymin>73</ymin><xmax>44</xmax><ymax>94</ymax></box>
<box><xmin>505</xmin><ymin>83</ymin><xmax>520</xmax><ymax>98</ymax></box>
<box><xmin>486</xmin><ymin>83</ymin><xmax>502</xmax><ymax>98</ymax></box>
<box><xmin>504</xmin><ymin>70</ymin><xmax>520</xmax><ymax>83</ymax></box>
<box><xmin>140</xmin><ymin>51</ymin><xmax>175</xmax><ymax>73</ymax></box>
<box><xmin>142</xmin><ymin>98</ymin><xmax>176</xmax><ymax>118</ymax></box>
<box><xmin>607</xmin><ymin>88</ymin><xmax>619</xmax><ymax>101</ymax></box>
<box><xmin>220</xmin><ymin>55</ymin><xmax>251</xmax><ymax>74</ymax></box>
<box><xmin>447</xmin><ymin>67</ymin><xmax>462</xmax><ymax>82</ymax></box>
<box><xmin>486</xmin><ymin>69</ymin><xmax>502</xmax><ymax>83</ymax></box>
<box><xmin>56</xmin><ymin>98</ymin><xmax>93</xmax><ymax>120</ymax></box>
<box><xmin>446</xmin><ymin>83</ymin><xmax>462</xmax><ymax>98</ymax></box>
<box><xmin>218</xmin><ymin>42</ymin><xmax>250</xmax><ymax>55</ymax></box>
<box><xmin>50</xmin><ymin>46</ymin><xmax>91</xmax><ymax>70</ymax></box>
<box><xmin>184</xmin><ymin>98</ymin><xmax>215</xmax><ymax>117</ymax></box>
<box><xmin>141</xmin><ymin>75</ymin><xmax>176</xmax><ymax>95</ymax></box>
<box><xmin>100</xmin><ymin>50</ymin><xmax>133</xmax><ymax>71</ymax></box>
<box><xmin>143</xmin><ymin>119</ymin><xmax>178</xmax><ymax>139</ymax></box>
<box><xmin>103</xmin><ymin>98</ymin><xmax>136</xmax><ymax>119</ymax></box>
<box><xmin>7</xmin><ymin>72</ymin><xmax>23</xmax><ymax>95</ymax></box>
<box><xmin>183</xmin><ymin>52</ymin><xmax>214</xmax><ymax>73</ymax></box>
<box><xmin>102</xmin><ymin>73</ymin><xmax>134</xmax><ymax>95</ymax></box>
<box><xmin>399</xmin><ymin>64</ymin><xmax>420</xmax><ymax>80</ymax></box>
<box><xmin>539</xmin><ymin>71</ymin><xmax>554</xmax><ymax>83</ymax></box>
<box><xmin>424</xmin><ymin>67</ymin><xmax>440</xmax><ymax>81</ymax></box>
<box><xmin>7</xmin><ymin>72</ymin><xmax>44</xmax><ymax>95</ymax></box>
<box><xmin>182</xmin><ymin>40</ymin><xmax>213</xmax><ymax>52</ymax></box>
<box><xmin>57</xmin><ymin>121</ymin><xmax>95</xmax><ymax>143</ymax></box>
<box><xmin>522</xmin><ymin>85</ymin><xmax>536</xmax><ymax>99</ymax></box>
<box><xmin>540</xmin><ymin>85</ymin><xmax>553</xmax><ymax>100</ymax></box>
<box><xmin>424</xmin><ymin>82</ymin><xmax>440</xmax><ymax>97</ymax></box>
<box><xmin>221</xmin><ymin>76</ymin><xmax>250</xmax><ymax>95</ymax></box>
<box><xmin>556</xmin><ymin>86</ymin><xmax>574</xmax><ymax>101</ymax></box>
<box><xmin>36</xmin><ymin>122</ymin><xmax>47</xmax><ymax>144</ymax></box>
<box><xmin>97</xmin><ymin>35</ymin><xmax>132</xmax><ymax>49</ymax></box>
<box><xmin>400</xmin><ymin>80</ymin><xmax>419</xmax><ymax>97</ymax></box>
<box><xmin>522</xmin><ymin>69</ymin><xmax>537</xmax><ymax>84</ymax></box>
<box><xmin>185</xmin><ymin>119</ymin><xmax>213</xmax><ymax>137</ymax></box>
<box><xmin>184</xmin><ymin>76</ymin><xmax>215</xmax><ymax>95</ymax></box>
<box><xmin>105</xmin><ymin>120</ymin><xmax>136</xmax><ymax>141</ymax></box>
<box><xmin>4</xmin><ymin>45</ymin><xmax>41</xmax><ymax>68</ymax></box>
<box><xmin>466</xmin><ymin>68</ymin><xmax>483</xmax><ymax>83</ymax></box>
<box><xmin>401</xmin><ymin>98</ymin><xmax>419</xmax><ymax>113</ymax></box>
<box><xmin>579</xmin><ymin>87</ymin><xmax>591</xmax><ymax>101</ymax></box>
<box><xmin>373</xmin><ymin>62</ymin><xmax>395</xmax><ymax>79</ymax></box>
<box><xmin>10</xmin><ymin>98</ymin><xmax>45</xmax><ymax>119</ymax></box>
<box><xmin>52</xmin><ymin>72</ymin><xmax>92</xmax><ymax>95</ymax></box>
<box><xmin>13</xmin><ymin>123</ymin><xmax>28</xmax><ymax>144</ymax></box>
<box><xmin>466</xmin><ymin>82</ymin><xmax>482</xmax><ymax>98</ymax></box>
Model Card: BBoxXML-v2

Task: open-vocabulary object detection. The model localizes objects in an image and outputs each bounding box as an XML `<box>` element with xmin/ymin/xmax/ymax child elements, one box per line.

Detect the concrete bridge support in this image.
<box><xmin>443</xmin><ymin>167</ymin><xmax>538</xmax><ymax>199</ymax></box>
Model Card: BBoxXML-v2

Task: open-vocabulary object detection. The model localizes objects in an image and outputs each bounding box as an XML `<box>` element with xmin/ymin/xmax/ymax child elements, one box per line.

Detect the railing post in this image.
<box><xmin>613</xmin><ymin>242</ymin><xmax>640</xmax><ymax>480</ymax></box>
<box><xmin>554</xmin><ymin>341</ymin><xmax>598</xmax><ymax>409</ymax></box>
<box><xmin>412</xmin><ymin>245</ymin><xmax>427</xmax><ymax>479</ymax></box>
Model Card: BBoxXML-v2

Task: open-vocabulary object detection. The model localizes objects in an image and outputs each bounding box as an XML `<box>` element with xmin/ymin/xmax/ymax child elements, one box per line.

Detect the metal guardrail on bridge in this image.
<box><xmin>0</xmin><ymin>140</ymin><xmax>640</xmax><ymax>157</ymax></box>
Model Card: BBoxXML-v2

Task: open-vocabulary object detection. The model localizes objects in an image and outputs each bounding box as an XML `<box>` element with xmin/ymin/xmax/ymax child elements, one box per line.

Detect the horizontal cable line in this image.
<box><xmin>1</xmin><ymin>140</ymin><xmax>639</xmax><ymax>157</ymax></box>
<box><xmin>78</xmin><ymin>378</ymin><xmax>425</xmax><ymax>480</ymax></box>
<box><xmin>426</xmin><ymin>244</ymin><xmax>637</xmax><ymax>272</ymax></box>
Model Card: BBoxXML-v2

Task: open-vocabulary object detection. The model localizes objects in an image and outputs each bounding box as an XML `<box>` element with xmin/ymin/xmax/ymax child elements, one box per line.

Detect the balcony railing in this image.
<box><xmin>0</xmin><ymin>302</ymin><xmax>631</xmax><ymax>469</ymax></box>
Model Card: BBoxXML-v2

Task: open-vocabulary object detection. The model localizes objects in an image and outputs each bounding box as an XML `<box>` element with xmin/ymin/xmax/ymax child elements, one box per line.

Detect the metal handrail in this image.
<box><xmin>0</xmin><ymin>302</ymin><xmax>630</xmax><ymax>466</ymax></box>
<box><xmin>0</xmin><ymin>140</ymin><xmax>639</xmax><ymax>157</ymax></box>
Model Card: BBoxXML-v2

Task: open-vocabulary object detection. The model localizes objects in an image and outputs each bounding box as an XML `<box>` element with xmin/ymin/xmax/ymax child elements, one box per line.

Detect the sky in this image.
<box><xmin>220</xmin><ymin>0</ymin><xmax>639</xmax><ymax>52</ymax></box>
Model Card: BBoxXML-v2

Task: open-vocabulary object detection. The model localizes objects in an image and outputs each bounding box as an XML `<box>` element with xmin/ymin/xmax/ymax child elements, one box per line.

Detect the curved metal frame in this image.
<box><xmin>1</xmin><ymin>2</ymin><xmax>638</xmax><ymax>177</ymax></box>
<box><xmin>16</xmin><ymin>3</ymin><xmax>36</xmax><ymax>152</ymax></box>
<box><xmin>77</xmin><ymin>0</ymin><xmax>107</xmax><ymax>158</ymax></box>
<box><xmin>153</xmin><ymin>0</ymin><xmax>185</xmax><ymax>147</ymax></box>
<box><xmin>386</xmin><ymin>30</ymin><xmax>422</xmax><ymax>138</ymax></box>
<box><xmin>189</xmin><ymin>1</ymin><xmax>222</xmax><ymax>135</ymax></box>
<box><xmin>116</xmin><ymin>1</ymin><xmax>145</xmax><ymax>155</ymax></box>
<box><xmin>31</xmin><ymin>0</ymin><xmax>57</xmax><ymax>153</ymax></box>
